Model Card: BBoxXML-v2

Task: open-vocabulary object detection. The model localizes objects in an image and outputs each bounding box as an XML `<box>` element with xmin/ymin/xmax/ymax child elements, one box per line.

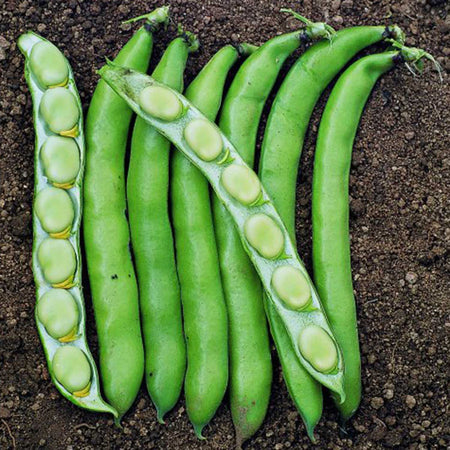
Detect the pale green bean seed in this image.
<box><xmin>52</xmin><ymin>346</ymin><xmax>91</xmax><ymax>395</ymax></box>
<box><xmin>271</xmin><ymin>265</ymin><xmax>311</xmax><ymax>310</ymax></box>
<box><xmin>40</xmin><ymin>136</ymin><xmax>80</xmax><ymax>187</ymax></box>
<box><xmin>244</xmin><ymin>213</ymin><xmax>284</xmax><ymax>259</ymax></box>
<box><xmin>37</xmin><ymin>289</ymin><xmax>79</xmax><ymax>341</ymax></box>
<box><xmin>184</xmin><ymin>118</ymin><xmax>223</xmax><ymax>161</ymax></box>
<box><xmin>139</xmin><ymin>85</ymin><xmax>182</xmax><ymax>121</ymax></box>
<box><xmin>221</xmin><ymin>163</ymin><xmax>261</xmax><ymax>205</ymax></box>
<box><xmin>35</xmin><ymin>187</ymin><xmax>74</xmax><ymax>237</ymax></box>
<box><xmin>37</xmin><ymin>237</ymin><xmax>76</xmax><ymax>287</ymax></box>
<box><xmin>29</xmin><ymin>41</ymin><xmax>69</xmax><ymax>88</ymax></box>
<box><xmin>298</xmin><ymin>325</ymin><xmax>338</xmax><ymax>373</ymax></box>
<box><xmin>40</xmin><ymin>87</ymin><xmax>79</xmax><ymax>135</ymax></box>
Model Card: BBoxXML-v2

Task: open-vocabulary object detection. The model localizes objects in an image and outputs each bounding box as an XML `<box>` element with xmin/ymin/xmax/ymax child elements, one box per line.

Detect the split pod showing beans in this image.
<box><xmin>18</xmin><ymin>31</ymin><xmax>117</xmax><ymax>417</ymax></box>
<box><xmin>213</xmin><ymin>13</ymin><xmax>336</xmax><ymax>442</ymax></box>
<box><xmin>99</xmin><ymin>63</ymin><xmax>347</xmax><ymax>400</ymax></box>
<box><xmin>258</xmin><ymin>21</ymin><xmax>405</xmax><ymax>435</ymax></box>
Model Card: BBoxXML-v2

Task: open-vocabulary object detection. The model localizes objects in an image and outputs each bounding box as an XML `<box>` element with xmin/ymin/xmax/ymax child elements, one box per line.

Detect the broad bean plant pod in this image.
<box><xmin>18</xmin><ymin>31</ymin><xmax>117</xmax><ymax>417</ymax></box>
<box><xmin>99</xmin><ymin>62</ymin><xmax>346</xmax><ymax>399</ymax></box>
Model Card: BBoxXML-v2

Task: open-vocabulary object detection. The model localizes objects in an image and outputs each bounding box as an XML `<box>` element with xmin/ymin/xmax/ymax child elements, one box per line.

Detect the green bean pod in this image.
<box><xmin>171</xmin><ymin>44</ymin><xmax>255</xmax><ymax>438</ymax></box>
<box><xmin>98</xmin><ymin>63</ymin><xmax>347</xmax><ymax>400</ymax></box>
<box><xmin>213</xmin><ymin>16</ymin><xmax>335</xmax><ymax>442</ymax></box>
<box><xmin>259</xmin><ymin>24</ymin><xmax>404</xmax><ymax>434</ymax></box>
<box><xmin>312</xmin><ymin>49</ymin><xmax>422</xmax><ymax>420</ymax></box>
<box><xmin>127</xmin><ymin>32</ymin><xmax>198</xmax><ymax>423</ymax></box>
<box><xmin>18</xmin><ymin>31</ymin><xmax>117</xmax><ymax>418</ymax></box>
<box><xmin>83</xmin><ymin>7</ymin><xmax>169</xmax><ymax>420</ymax></box>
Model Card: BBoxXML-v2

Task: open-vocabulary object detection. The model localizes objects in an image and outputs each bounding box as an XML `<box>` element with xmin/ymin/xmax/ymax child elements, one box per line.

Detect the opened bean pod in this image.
<box><xmin>213</xmin><ymin>15</ymin><xmax>336</xmax><ymax>441</ymax></box>
<box><xmin>99</xmin><ymin>63</ymin><xmax>346</xmax><ymax>399</ymax></box>
<box><xmin>18</xmin><ymin>31</ymin><xmax>117</xmax><ymax>417</ymax></box>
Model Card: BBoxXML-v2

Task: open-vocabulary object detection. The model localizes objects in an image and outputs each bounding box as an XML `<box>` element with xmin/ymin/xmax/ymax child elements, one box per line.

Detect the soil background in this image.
<box><xmin>0</xmin><ymin>0</ymin><xmax>449</xmax><ymax>449</ymax></box>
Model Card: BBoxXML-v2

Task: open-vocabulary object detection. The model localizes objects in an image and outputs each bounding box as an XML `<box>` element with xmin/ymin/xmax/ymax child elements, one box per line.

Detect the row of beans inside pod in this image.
<box><xmin>139</xmin><ymin>84</ymin><xmax>339</xmax><ymax>374</ymax></box>
<box><xmin>30</xmin><ymin>40</ymin><xmax>92</xmax><ymax>397</ymax></box>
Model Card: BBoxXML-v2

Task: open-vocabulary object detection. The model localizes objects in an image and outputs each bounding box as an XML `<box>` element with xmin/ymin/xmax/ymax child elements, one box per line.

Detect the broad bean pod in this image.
<box><xmin>83</xmin><ymin>7</ymin><xmax>169</xmax><ymax>420</ymax></box>
<box><xmin>214</xmin><ymin>13</ymin><xmax>335</xmax><ymax>442</ymax></box>
<box><xmin>312</xmin><ymin>46</ymin><xmax>436</xmax><ymax>420</ymax></box>
<box><xmin>18</xmin><ymin>31</ymin><xmax>116</xmax><ymax>417</ymax></box>
<box><xmin>127</xmin><ymin>31</ymin><xmax>197</xmax><ymax>423</ymax></box>
<box><xmin>259</xmin><ymin>23</ymin><xmax>404</xmax><ymax>430</ymax></box>
<box><xmin>171</xmin><ymin>43</ymin><xmax>255</xmax><ymax>438</ymax></box>
<box><xmin>98</xmin><ymin>63</ymin><xmax>347</xmax><ymax>400</ymax></box>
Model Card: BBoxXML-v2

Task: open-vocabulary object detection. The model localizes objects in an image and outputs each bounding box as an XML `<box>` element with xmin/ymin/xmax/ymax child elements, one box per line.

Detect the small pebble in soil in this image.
<box><xmin>371</xmin><ymin>397</ymin><xmax>384</xmax><ymax>409</ymax></box>
<box><xmin>405</xmin><ymin>272</ymin><xmax>418</xmax><ymax>284</ymax></box>
<box><xmin>384</xmin><ymin>389</ymin><xmax>394</xmax><ymax>399</ymax></box>
<box><xmin>0</xmin><ymin>406</ymin><xmax>11</xmax><ymax>418</ymax></box>
<box><xmin>406</xmin><ymin>395</ymin><xmax>417</xmax><ymax>409</ymax></box>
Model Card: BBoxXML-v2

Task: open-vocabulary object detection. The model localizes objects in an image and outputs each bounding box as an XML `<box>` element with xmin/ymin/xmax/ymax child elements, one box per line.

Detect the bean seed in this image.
<box><xmin>37</xmin><ymin>237</ymin><xmax>76</xmax><ymax>286</ymax></box>
<box><xmin>184</xmin><ymin>118</ymin><xmax>223</xmax><ymax>161</ymax></box>
<box><xmin>40</xmin><ymin>87</ymin><xmax>79</xmax><ymax>135</ymax></box>
<box><xmin>40</xmin><ymin>136</ymin><xmax>80</xmax><ymax>187</ymax></box>
<box><xmin>52</xmin><ymin>346</ymin><xmax>91</xmax><ymax>395</ymax></box>
<box><xmin>29</xmin><ymin>41</ymin><xmax>68</xmax><ymax>88</ymax></box>
<box><xmin>221</xmin><ymin>164</ymin><xmax>261</xmax><ymax>205</ymax></box>
<box><xmin>244</xmin><ymin>213</ymin><xmax>284</xmax><ymax>259</ymax></box>
<box><xmin>37</xmin><ymin>289</ymin><xmax>79</xmax><ymax>341</ymax></box>
<box><xmin>139</xmin><ymin>85</ymin><xmax>182</xmax><ymax>121</ymax></box>
<box><xmin>272</xmin><ymin>266</ymin><xmax>311</xmax><ymax>310</ymax></box>
<box><xmin>298</xmin><ymin>325</ymin><xmax>338</xmax><ymax>373</ymax></box>
<box><xmin>35</xmin><ymin>187</ymin><xmax>74</xmax><ymax>237</ymax></box>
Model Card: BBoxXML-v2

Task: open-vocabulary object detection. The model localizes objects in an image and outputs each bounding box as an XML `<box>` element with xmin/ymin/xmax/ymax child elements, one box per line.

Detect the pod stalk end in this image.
<box><xmin>387</xmin><ymin>39</ymin><xmax>443</xmax><ymax>82</ymax></box>
<box><xmin>122</xmin><ymin>6</ymin><xmax>170</xmax><ymax>31</ymax></box>
<box><xmin>234</xmin><ymin>42</ymin><xmax>258</xmax><ymax>57</ymax></box>
<box><xmin>383</xmin><ymin>25</ymin><xmax>405</xmax><ymax>44</ymax></box>
<box><xmin>177</xmin><ymin>24</ymin><xmax>200</xmax><ymax>53</ymax></box>
<box><xmin>280</xmin><ymin>8</ymin><xmax>335</xmax><ymax>42</ymax></box>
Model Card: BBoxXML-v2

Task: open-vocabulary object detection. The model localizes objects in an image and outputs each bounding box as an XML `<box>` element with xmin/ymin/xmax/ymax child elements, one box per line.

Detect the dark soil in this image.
<box><xmin>1</xmin><ymin>0</ymin><xmax>449</xmax><ymax>449</ymax></box>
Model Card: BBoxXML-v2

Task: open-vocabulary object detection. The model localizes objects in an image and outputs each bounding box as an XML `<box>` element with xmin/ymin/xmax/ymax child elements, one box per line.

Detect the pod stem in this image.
<box><xmin>383</xmin><ymin>25</ymin><xmax>405</xmax><ymax>44</ymax></box>
<box><xmin>177</xmin><ymin>24</ymin><xmax>200</xmax><ymax>53</ymax></box>
<box><xmin>235</xmin><ymin>42</ymin><xmax>259</xmax><ymax>57</ymax></box>
<box><xmin>122</xmin><ymin>5</ymin><xmax>170</xmax><ymax>31</ymax></box>
<box><xmin>280</xmin><ymin>8</ymin><xmax>335</xmax><ymax>42</ymax></box>
<box><xmin>387</xmin><ymin>39</ymin><xmax>443</xmax><ymax>81</ymax></box>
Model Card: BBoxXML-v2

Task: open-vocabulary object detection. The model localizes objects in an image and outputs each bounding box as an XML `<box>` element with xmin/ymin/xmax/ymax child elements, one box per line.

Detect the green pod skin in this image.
<box><xmin>312</xmin><ymin>52</ymin><xmax>398</xmax><ymax>420</ymax></box>
<box><xmin>98</xmin><ymin>63</ymin><xmax>347</xmax><ymax>400</ymax></box>
<box><xmin>214</xmin><ymin>31</ymin><xmax>312</xmax><ymax>443</ymax></box>
<box><xmin>83</xmin><ymin>7</ymin><xmax>169</xmax><ymax>420</ymax></box>
<box><xmin>259</xmin><ymin>25</ymin><xmax>403</xmax><ymax>436</ymax></box>
<box><xmin>17</xmin><ymin>31</ymin><xmax>117</xmax><ymax>418</ymax></box>
<box><xmin>260</xmin><ymin>26</ymin><xmax>403</xmax><ymax>233</ymax></box>
<box><xmin>127</xmin><ymin>34</ymin><xmax>196</xmax><ymax>423</ymax></box>
<box><xmin>171</xmin><ymin>44</ymin><xmax>246</xmax><ymax>439</ymax></box>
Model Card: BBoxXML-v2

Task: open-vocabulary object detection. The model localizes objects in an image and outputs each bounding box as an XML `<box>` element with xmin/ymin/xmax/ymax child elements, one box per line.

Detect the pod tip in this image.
<box><xmin>156</xmin><ymin>409</ymin><xmax>166</xmax><ymax>425</ymax></box>
<box><xmin>114</xmin><ymin>415</ymin><xmax>123</xmax><ymax>428</ymax></box>
<box><xmin>193</xmin><ymin>423</ymin><xmax>206</xmax><ymax>440</ymax></box>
